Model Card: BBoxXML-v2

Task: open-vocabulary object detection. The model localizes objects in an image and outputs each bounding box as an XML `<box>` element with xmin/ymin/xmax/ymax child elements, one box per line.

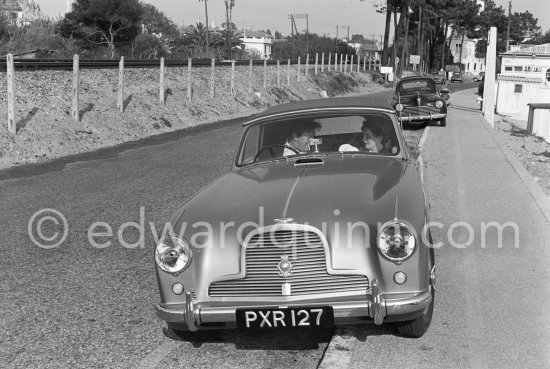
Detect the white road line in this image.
<box><xmin>138</xmin><ymin>341</ymin><xmax>182</xmax><ymax>369</ymax></box>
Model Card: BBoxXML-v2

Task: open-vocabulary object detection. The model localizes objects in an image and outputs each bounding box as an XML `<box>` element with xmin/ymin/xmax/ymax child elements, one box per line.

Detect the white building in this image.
<box><xmin>449</xmin><ymin>35</ymin><xmax>486</xmax><ymax>74</ymax></box>
<box><xmin>496</xmin><ymin>44</ymin><xmax>550</xmax><ymax>141</ymax></box>
<box><xmin>240</xmin><ymin>30</ymin><xmax>272</xmax><ymax>60</ymax></box>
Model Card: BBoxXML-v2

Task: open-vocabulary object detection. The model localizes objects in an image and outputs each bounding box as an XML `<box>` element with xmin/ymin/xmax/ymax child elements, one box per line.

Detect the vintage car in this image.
<box><xmin>391</xmin><ymin>76</ymin><xmax>450</xmax><ymax>127</ymax></box>
<box><xmin>154</xmin><ymin>96</ymin><xmax>436</xmax><ymax>338</ymax></box>
<box><xmin>450</xmin><ymin>72</ymin><xmax>464</xmax><ymax>83</ymax></box>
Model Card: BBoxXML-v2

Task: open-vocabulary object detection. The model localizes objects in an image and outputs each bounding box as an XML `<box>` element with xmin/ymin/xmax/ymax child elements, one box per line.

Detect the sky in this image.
<box><xmin>35</xmin><ymin>0</ymin><xmax>550</xmax><ymax>39</ymax></box>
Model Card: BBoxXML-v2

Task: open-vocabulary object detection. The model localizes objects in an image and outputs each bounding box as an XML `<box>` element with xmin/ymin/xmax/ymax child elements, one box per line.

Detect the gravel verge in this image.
<box><xmin>493</xmin><ymin>115</ymin><xmax>550</xmax><ymax>197</ymax></box>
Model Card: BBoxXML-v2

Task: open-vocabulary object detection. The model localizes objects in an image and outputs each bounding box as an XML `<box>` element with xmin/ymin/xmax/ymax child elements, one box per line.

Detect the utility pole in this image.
<box><xmin>288</xmin><ymin>14</ymin><xmax>299</xmax><ymax>36</ymax></box>
<box><xmin>289</xmin><ymin>14</ymin><xmax>309</xmax><ymax>53</ymax></box>
<box><xmin>417</xmin><ymin>7</ymin><xmax>422</xmax><ymax>55</ymax></box>
<box><xmin>199</xmin><ymin>0</ymin><xmax>209</xmax><ymax>56</ymax></box>
<box><xmin>224</xmin><ymin>0</ymin><xmax>235</xmax><ymax>59</ymax></box>
<box><xmin>506</xmin><ymin>1</ymin><xmax>512</xmax><ymax>51</ymax></box>
<box><xmin>347</xmin><ymin>25</ymin><xmax>349</xmax><ymax>41</ymax></box>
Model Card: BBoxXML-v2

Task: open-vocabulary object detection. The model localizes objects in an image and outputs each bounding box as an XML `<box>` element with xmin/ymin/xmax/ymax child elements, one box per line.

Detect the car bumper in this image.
<box><xmin>399</xmin><ymin>113</ymin><xmax>446</xmax><ymax>122</ymax></box>
<box><xmin>155</xmin><ymin>279</ymin><xmax>433</xmax><ymax>331</ymax></box>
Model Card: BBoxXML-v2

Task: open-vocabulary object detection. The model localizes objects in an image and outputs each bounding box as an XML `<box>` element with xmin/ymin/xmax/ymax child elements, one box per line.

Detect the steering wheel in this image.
<box><xmin>254</xmin><ymin>145</ymin><xmax>300</xmax><ymax>161</ymax></box>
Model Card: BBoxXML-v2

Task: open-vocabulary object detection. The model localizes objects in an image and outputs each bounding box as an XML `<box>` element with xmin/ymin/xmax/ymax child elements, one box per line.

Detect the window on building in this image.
<box><xmin>514</xmin><ymin>66</ymin><xmax>523</xmax><ymax>71</ymax></box>
<box><xmin>474</xmin><ymin>63</ymin><xmax>477</xmax><ymax>70</ymax></box>
<box><xmin>514</xmin><ymin>84</ymin><xmax>523</xmax><ymax>93</ymax></box>
<box><xmin>505</xmin><ymin>66</ymin><xmax>513</xmax><ymax>71</ymax></box>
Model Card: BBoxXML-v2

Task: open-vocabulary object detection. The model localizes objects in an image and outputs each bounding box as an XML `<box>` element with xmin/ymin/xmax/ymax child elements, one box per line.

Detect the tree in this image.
<box><xmin>139</xmin><ymin>3</ymin><xmax>181</xmax><ymax>56</ymax></box>
<box><xmin>62</xmin><ymin>0</ymin><xmax>143</xmax><ymax>58</ymax></box>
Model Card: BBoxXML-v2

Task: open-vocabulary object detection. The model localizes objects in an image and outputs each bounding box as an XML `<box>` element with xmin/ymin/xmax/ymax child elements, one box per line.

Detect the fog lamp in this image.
<box><xmin>396</xmin><ymin>103</ymin><xmax>404</xmax><ymax>112</ymax></box>
<box><xmin>393</xmin><ymin>271</ymin><xmax>407</xmax><ymax>285</ymax></box>
<box><xmin>172</xmin><ymin>283</ymin><xmax>184</xmax><ymax>295</ymax></box>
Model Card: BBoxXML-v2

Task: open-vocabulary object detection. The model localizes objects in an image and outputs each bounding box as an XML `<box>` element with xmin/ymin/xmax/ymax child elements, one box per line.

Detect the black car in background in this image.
<box><xmin>391</xmin><ymin>76</ymin><xmax>450</xmax><ymax>127</ymax></box>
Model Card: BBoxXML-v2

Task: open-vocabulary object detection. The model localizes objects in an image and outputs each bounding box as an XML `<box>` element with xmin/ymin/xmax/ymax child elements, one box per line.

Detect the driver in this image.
<box><xmin>283</xmin><ymin>120</ymin><xmax>321</xmax><ymax>156</ymax></box>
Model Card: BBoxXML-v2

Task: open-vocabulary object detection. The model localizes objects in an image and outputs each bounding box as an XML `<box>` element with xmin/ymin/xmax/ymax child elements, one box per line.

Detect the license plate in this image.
<box><xmin>236</xmin><ymin>306</ymin><xmax>333</xmax><ymax>329</ymax></box>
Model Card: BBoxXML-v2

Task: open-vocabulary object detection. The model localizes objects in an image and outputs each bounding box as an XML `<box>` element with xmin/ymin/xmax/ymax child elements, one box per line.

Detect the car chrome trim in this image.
<box><xmin>399</xmin><ymin>113</ymin><xmax>446</xmax><ymax>122</ymax></box>
<box><xmin>155</xmin><ymin>285</ymin><xmax>433</xmax><ymax>329</ymax></box>
<box><xmin>371</xmin><ymin>279</ymin><xmax>385</xmax><ymax>324</ymax></box>
<box><xmin>185</xmin><ymin>291</ymin><xmax>200</xmax><ymax>331</ymax></box>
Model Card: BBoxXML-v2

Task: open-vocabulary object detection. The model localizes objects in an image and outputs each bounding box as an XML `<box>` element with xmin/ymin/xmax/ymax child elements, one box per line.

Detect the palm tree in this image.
<box><xmin>183</xmin><ymin>22</ymin><xmax>211</xmax><ymax>56</ymax></box>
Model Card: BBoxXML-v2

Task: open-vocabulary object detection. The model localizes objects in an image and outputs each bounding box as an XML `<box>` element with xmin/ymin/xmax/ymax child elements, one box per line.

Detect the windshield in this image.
<box><xmin>399</xmin><ymin>79</ymin><xmax>436</xmax><ymax>94</ymax></box>
<box><xmin>237</xmin><ymin>112</ymin><xmax>400</xmax><ymax>166</ymax></box>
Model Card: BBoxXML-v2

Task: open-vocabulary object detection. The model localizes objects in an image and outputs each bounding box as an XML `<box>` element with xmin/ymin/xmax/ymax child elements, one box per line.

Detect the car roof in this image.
<box><xmin>243</xmin><ymin>96</ymin><xmax>395</xmax><ymax>126</ymax></box>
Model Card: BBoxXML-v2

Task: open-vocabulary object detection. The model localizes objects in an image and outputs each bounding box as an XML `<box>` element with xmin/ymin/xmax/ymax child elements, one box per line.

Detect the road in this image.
<box><xmin>2</xmin><ymin>82</ymin><xmax>547</xmax><ymax>369</ymax></box>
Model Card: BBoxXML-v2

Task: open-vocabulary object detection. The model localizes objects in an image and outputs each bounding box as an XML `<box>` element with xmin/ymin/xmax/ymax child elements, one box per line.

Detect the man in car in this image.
<box><xmin>283</xmin><ymin>120</ymin><xmax>321</xmax><ymax>156</ymax></box>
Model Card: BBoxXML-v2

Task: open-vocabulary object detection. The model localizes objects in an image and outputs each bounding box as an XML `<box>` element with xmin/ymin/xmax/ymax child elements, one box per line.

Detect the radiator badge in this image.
<box><xmin>277</xmin><ymin>254</ymin><xmax>293</xmax><ymax>278</ymax></box>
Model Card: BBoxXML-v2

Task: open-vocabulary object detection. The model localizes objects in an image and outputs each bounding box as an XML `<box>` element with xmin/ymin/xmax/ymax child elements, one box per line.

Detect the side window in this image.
<box><xmin>240</xmin><ymin>125</ymin><xmax>260</xmax><ymax>164</ymax></box>
<box><xmin>514</xmin><ymin>84</ymin><xmax>523</xmax><ymax>93</ymax></box>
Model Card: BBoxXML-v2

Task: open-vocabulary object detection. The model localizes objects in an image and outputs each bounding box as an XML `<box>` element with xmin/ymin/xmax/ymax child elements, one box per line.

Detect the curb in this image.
<box><xmin>480</xmin><ymin>112</ymin><xmax>550</xmax><ymax>224</ymax></box>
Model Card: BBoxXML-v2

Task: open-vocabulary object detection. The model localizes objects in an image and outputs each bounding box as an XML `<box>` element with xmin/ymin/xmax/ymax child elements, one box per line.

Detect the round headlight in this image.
<box><xmin>435</xmin><ymin>100</ymin><xmax>444</xmax><ymax>108</ymax></box>
<box><xmin>155</xmin><ymin>235</ymin><xmax>192</xmax><ymax>273</ymax></box>
<box><xmin>396</xmin><ymin>103</ymin><xmax>404</xmax><ymax>112</ymax></box>
<box><xmin>378</xmin><ymin>222</ymin><xmax>417</xmax><ymax>262</ymax></box>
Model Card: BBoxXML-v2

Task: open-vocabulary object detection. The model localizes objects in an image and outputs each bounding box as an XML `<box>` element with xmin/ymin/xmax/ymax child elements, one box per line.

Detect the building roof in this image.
<box><xmin>242</xmin><ymin>30</ymin><xmax>273</xmax><ymax>39</ymax></box>
<box><xmin>0</xmin><ymin>0</ymin><xmax>22</xmax><ymax>11</ymax></box>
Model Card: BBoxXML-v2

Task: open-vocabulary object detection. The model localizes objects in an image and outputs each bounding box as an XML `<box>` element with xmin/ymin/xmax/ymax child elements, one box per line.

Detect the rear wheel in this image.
<box><xmin>396</xmin><ymin>289</ymin><xmax>435</xmax><ymax>338</ymax></box>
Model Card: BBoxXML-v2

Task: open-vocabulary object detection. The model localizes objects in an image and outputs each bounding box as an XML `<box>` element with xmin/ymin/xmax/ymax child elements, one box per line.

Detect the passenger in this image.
<box><xmin>338</xmin><ymin>119</ymin><xmax>394</xmax><ymax>154</ymax></box>
<box><xmin>361</xmin><ymin>120</ymin><xmax>389</xmax><ymax>154</ymax></box>
<box><xmin>283</xmin><ymin>120</ymin><xmax>321</xmax><ymax>156</ymax></box>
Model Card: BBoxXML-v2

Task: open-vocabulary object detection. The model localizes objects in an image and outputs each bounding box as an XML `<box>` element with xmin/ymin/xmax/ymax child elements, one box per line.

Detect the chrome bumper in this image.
<box><xmin>399</xmin><ymin>113</ymin><xmax>446</xmax><ymax>122</ymax></box>
<box><xmin>155</xmin><ymin>279</ymin><xmax>433</xmax><ymax>331</ymax></box>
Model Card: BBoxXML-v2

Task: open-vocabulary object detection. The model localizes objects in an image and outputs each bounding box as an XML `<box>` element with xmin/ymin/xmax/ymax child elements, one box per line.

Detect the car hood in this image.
<box><xmin>172</xmin><ymin>156</ymin><xmax>426</xmax><ymax>279</ymax></box>
<box><xmin>176</xmin><ymin>156</ymin><xmax>422</xmax><ymax>230</ymax></box>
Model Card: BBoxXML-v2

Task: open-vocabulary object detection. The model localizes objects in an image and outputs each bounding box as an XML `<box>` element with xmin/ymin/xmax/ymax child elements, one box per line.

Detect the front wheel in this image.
<box><xmin>439</xmin><ymin>118</ymin><xmax>447</xmax><ymax>127</ymax></box>
<box><xmin>396</xmin><ymin>289</ymin><xmax>435</xmax><ymax>338</ymax></box>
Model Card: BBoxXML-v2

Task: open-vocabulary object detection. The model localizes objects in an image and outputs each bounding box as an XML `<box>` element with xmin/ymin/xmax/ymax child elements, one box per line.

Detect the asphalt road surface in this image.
<box><xmin>2</xmin><ymin>84</ymin><xmax>546</xmax><ymax>369</ymax></box>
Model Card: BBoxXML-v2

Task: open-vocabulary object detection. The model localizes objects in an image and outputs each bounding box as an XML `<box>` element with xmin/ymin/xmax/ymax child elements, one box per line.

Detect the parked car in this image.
<box><xmin>391</xmin><ymin>76</ymin><xmax>450</xmax><ymax>127</ymax></box>
<box><xmin>154</xmin><ymin>96</ymin><xmax>436</xmax><ymax>338</ymax></box>
<box><xmin>431</xmin><ymin>71</ymin><xmax>446</xmax><ymax>84</ymax></box>
<box><xmin>473</xmin><ymin>72</ymin><xmax>485</xmax><ymax>82</ymax></box>
<box><xmin>450</xmin><ymin>72</ymin><xmax>463</xmax><ymax>83</ymax></box>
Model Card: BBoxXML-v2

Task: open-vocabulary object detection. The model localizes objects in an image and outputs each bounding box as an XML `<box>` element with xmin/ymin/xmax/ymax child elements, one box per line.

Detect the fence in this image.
<box><xmin>3</xmin><ymin>53</ymin><xmax>381</xmax><ymax>134</ymax></box>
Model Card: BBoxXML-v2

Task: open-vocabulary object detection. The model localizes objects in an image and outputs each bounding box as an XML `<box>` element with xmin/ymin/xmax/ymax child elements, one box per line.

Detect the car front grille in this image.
<box><xmin>208</xmin><ymin>229</ymin><xmax>369</xmax><ymax>297</ymax></box>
